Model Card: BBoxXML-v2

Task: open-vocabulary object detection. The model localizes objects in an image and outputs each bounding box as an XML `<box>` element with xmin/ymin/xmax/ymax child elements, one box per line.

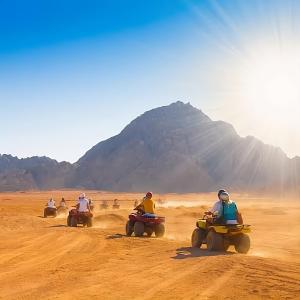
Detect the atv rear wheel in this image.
<box><xmin>87</xmin><ymin>217</ymin><xmax>93</xmax><ymax>227</ymax></box>
<box><xmin>71</xmin><ymin>216</ymin><xmax>78</xmax><ymax>227</ymax></box>
<box><xmin>206</xmin><ymin>230</ymin><xmax>225</xmax><ymax>251</ymax></box>
<box><xmin>44</xmin><ymin>208</ymin><xmax>47</xmax><ymax>218</ymax></box>
<box><xmin>154</xmin><ymin>223</ymin><xmax>165</xmax><ymax>237</ymax></box>
<box><xmin>223</xmin><ymin>238</ymin><xmax>230</xmax><ymax>251</ymax></box>
<box><xmin>233</xmin><ymin>233</ymin><xmax>250</xmax><ymax>254</ymax></box>
<box><xmin>126</xmin><ymin>221</ymin><xmax>134</xmax><ymax>236</ymax></box>
<box><xmin>191</xmin><ymin>228</ymin><xmax>206</xmax><ymax>248</ymax></box>
<box><xmin>145</xmin><ymin>226</ymin><xmax>153</xmax><ymax>237</ymax></box>
<box><xmin>134</xmin><ymin>221</ymin><xmax>145</xmax><ymax>237</ymax></box>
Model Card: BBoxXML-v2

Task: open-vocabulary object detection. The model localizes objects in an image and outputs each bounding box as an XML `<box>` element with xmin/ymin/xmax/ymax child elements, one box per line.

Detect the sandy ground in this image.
<box><xmin>0</xmin><ymin>190</ymin><xmax>300</xmax><ymax>300</ymax></box>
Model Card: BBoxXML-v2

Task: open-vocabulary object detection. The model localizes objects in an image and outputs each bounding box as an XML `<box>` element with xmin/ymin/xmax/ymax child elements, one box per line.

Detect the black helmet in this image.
<box><xmin>218</xmin><ymin>189</ymin><xmax>227</xmax><ymax>198</ymax></box>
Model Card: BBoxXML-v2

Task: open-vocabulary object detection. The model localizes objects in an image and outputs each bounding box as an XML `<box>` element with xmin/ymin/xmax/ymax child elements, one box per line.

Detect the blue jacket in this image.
<box><xmin>223</xmin><ymin>201</ymin><xmax>237</xmax><ymax>221</ymax></box>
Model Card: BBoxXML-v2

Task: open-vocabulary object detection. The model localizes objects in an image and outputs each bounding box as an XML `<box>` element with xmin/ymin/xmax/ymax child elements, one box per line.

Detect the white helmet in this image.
<box><xmin>79</xmin><ymin>193</ymin><xmax>86</xmax><ymax>199</ymax></box>
<box><xmin>219</xmin><ymin>191</ymin><xmax>229</xmax><ymax>201</ymax></box>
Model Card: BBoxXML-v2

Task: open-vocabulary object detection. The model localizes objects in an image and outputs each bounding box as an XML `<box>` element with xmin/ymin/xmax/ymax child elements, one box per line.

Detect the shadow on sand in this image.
<box><xmin>48</xmin><ymin>224</ymin><xmax>68</xmax><ymax>228</ymax></box>
<box><xmin>172</xmin><ymin>247</ymin><xmax>235</xmax><ymax>259</ymax></box>
<box><xmin>106</xmin><ymin>233</ymin><xmax>156</xmax><ymax>239</ymax></box>
<box><xmin>106</xmin><ymin>233</ymin><xmax>124</xmax><ymax>239</ymax></box>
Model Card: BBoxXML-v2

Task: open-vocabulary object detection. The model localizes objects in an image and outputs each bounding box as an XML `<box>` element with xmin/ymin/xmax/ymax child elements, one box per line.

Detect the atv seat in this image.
<box><xmin>143</xmin><ymin>213</ymin><xmax>156</xmax><ymax>218</ymax></box>
<box><xmin>226</xmin><ymin>220</ymin><xmax>238</xmax><ymax>225</ymax></box>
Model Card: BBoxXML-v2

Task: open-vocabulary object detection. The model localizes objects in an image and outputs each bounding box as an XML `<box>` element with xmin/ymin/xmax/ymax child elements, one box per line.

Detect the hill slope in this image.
<box><xmin>1</xmin><ymin>102</ymin><xmax>299</xmax><ymax>193</ymax></box>
<box><xmin>71</xmin><ymin>101</ymin><xmax>300</xmax><ymax>193</ymax></box>
<box><xmin>0</xmin><ymin>154</ymin><xmax>73</xmax><ymax>191</ymax></box>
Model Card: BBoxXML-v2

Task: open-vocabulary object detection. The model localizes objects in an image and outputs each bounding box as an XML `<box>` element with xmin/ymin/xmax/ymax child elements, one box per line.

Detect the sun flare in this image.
<box><xmin>242</xmin><ymin>52</ymin><xmax>300</xmax><ymax>118</ymax></box>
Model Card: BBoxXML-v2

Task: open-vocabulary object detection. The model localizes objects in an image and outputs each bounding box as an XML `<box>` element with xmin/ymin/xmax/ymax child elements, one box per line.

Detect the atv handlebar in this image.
<box><xmin>133</xmin><ymin>207</ymin><xmax>145</xmax><ymax>214</ymax></box>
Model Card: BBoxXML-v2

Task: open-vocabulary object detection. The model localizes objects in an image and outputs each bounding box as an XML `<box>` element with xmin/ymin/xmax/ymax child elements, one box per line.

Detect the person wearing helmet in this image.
<box><xmin>46</xmin><ymin>198</ymin><xmax>56</xmax><ymax>208</ymax></box>
<box><xmin>59</xmin><ymin>197</ymin><xmax>67</xmax><ymax>207</ymax></box>
<box><xmin>209</xmin><ymin>190</ymin><xmax>241</xmax><ymax>225</ymax></box>
<box><xmin>135</xmin><ymin>192</ymin><xmax>155</xmax><ymax>214</ymax></box>
<box><xmin>76</xmin><ymin>193</ymin><xmax>90</xmax><ymax>213</ymax></box>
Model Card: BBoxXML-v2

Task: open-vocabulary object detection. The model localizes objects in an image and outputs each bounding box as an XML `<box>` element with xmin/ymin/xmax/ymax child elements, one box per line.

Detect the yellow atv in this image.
<box><xmin>191</xmin><ymin>212</ymin><xmax>251</xmax><ymax>253</ymax></box>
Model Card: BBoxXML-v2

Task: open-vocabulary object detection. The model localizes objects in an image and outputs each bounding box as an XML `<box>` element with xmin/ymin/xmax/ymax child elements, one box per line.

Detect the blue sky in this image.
<box><xmin>1</xmin><ymin>0</ymin><xmax>300</xmax><ymax>162</ymax></box>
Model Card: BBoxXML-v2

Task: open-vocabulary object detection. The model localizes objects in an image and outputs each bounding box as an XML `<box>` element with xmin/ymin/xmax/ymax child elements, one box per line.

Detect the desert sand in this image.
<box><xmin>0</xmin><ymin>190</ymin><xmax>300</xmax><ymax>300</ymax></box>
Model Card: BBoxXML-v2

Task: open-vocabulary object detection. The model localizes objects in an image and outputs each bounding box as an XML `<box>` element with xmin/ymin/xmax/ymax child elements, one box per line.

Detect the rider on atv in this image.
<box><xmin>208</xmin><ymin>189</ymin><xmax>242</xmax><ymax>225</ymax></box>
<box><xmin>135</xmin><ymin>192</ymin><xmax>155</xmax><ymax>215</ymax></box>
<box><xmin>46</xmin><ymin>198</ymin><xmax>56</xmax><ymax>208</ymax></box>
<box><xmin>126</xmin><ymin>192</ymin><xmax>165</xmax><ymax>237</ymax></box>
<box><xmin>76</xmin><ymin>193</ymin><xmax>91</xmax><ymax>213</ymax></box>
<box><xmin>59</xmin><ymin>197</ymin><xmax>67</xmax><ymax>207</ymax></box>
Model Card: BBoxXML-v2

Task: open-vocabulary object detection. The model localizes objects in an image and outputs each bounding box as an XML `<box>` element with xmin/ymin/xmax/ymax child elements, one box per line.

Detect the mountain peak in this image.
<box><xmin>1</xmin><ymin>102</ymin><xmax>299</xmax><ymax>194</ymax></box>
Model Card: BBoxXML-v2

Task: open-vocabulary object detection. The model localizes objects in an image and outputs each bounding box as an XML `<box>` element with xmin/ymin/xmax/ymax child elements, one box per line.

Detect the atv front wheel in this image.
<box><xmin>154</xmin><ymin>223</ymin><xmax>165</xmax><ymax>237</ymax></box>
<box><xmin>44</xmin><ymin>208</ymin><xmax>47</xmax><ymax>218</ymax></box>
<box><xmin>126</xmin><ymin>221</ymin><xmax>134</xmax><ymax>236</ymax></box>
<box><xmin>206</xmin><ymin>230</ymin><xmax>225</xmax><ymax>251</ymax></box>
<box><xmin>233</xmin><ymin>233</ymin><xmax>250</xmax><ymax>254</ymax></box>
<box><xmin>87</xmin><ymin>217</ymin><xmax>93</xmax><ymax>228</ymax></box>
<box><xmin>191</xmin><ymin>228</ymin><xmax>206</xmax><ymax>248</ymax></box>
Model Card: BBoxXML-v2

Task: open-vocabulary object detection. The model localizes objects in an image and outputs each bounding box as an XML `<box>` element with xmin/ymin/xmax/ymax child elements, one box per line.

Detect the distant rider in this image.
<box><xmin>76</xmin><ymin>193</ymin><xmax>90</xmax><ymax>213</ymax></box>
<box><xmin>59</xmin><ymin>197</ymin><xmax>67</xmax><ymax>207</ymax></box>
<box><xmin>46</xmin><ymin>198</ymin><xmax>56</xmax><ymax>208</ymax></box>
<box><xmin>208</xmin><ymin>189</ymin><xmax>242</xmax><ymax>224</ymax></box>
<box><xmin>135</xmin><ymin>192</ymin><xmax>155</xmax><ymax>215</ymax></box>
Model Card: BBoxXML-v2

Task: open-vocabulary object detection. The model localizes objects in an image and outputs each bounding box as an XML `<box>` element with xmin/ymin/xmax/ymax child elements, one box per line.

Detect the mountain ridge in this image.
<box><xmin>1</xmin><ymin>101</ymin><xmax>299</xmax><ymax>194</ymax></box>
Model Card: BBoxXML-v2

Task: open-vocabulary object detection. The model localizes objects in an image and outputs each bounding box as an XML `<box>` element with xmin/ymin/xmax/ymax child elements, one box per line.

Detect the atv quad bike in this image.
<box><xmin>57</xmin><ymin>205</ymin><xmax>68</xmax><ymax>215</ymax></box>
<box><xmin>100</xmin><ymin>201</ymin><xmax>109</xmax><ymax>210</ymax></box>
<box><xmin>44</xmin><ymin>207</ymin><xmax>57</xmax><ymax>218</ymax></box>
<box><xmin>112</xmin><ymin>200</ymin><xmax>120</xmax><ymax>209</ymax></box>
<box><xmin>125</xmin><ymin>209</ymin><xmax>165</xmax><ymax>237</ymax></box>
<box><xmin>191</xmin><ymin>212</ymin><xmax>251</xmax><ymax>253</ymax></box>
<box><xmin>67</xmin><ymin>209</ymin><xmax>93</xmax><ymax>227</ymax></box>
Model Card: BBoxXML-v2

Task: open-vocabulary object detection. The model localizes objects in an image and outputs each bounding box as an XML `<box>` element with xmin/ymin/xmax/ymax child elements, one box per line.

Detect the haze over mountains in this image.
<box><xmin>1</xmin><ymin>102</ymin><xmax>299</xmax><ymax>194</ymax></box>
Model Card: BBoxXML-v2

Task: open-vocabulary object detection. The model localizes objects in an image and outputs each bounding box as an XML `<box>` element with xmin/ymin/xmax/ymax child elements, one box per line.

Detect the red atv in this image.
<box><xmin>44</xmin><ymin>207</ymin><xmax>57</xmax><ymax>218</ymax></box>
<box><xmin>67</xmin><ymin>209</ymin><xmax>93</xmax><ymax>227</ymax></box>
<box><xmin>125</xmin><ymin>209</ymin><xmax>165</xmax><ymax>237</ymax></box>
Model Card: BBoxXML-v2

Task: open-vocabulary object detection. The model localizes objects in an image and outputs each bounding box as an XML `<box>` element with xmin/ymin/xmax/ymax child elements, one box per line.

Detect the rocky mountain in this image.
<box><xmin>0</xmin><ymin>154</ymin><xmax>73</xmax><ymax>191</ymax></box>
<box><xmin>1</xmin><ymin>101</ymin><xmax>299</xmax><ymax>194</ymax></box>
<box><xmin>70</xmin><ymin>102</ymin><xmax>300</xmax><ymax>194</ymax></box>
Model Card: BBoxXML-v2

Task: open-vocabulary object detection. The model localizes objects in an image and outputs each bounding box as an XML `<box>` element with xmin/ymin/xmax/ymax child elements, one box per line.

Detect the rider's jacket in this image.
<box><xmin>78</xmin><ymin>198</ymin><xmax>89</xmax><ymax>212</ymax></box>
<box><xmin>223</xmin><ymin>201</ymin><xmax>238</xmax><ymax>222</ymax></box>
<box><xmin>210</xmin><ymin>200</ymin><xmax>238</xmax><ymax>223</ymax></box>
<box><xmin>47</xmin><ymin>200</ymin><xmax>55</xmax><ymax>208</ymax></box>
<box><xmin>140</xmin><ymin>197</ymin><xmax>155</xmax><ymax>214</ymax></box>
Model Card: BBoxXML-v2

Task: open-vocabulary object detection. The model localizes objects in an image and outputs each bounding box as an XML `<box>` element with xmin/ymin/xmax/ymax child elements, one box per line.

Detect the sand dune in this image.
<box><xmin>0</xmin><ymin>191</ymin><xmax>300</xmax><ymax>299</ymax></box>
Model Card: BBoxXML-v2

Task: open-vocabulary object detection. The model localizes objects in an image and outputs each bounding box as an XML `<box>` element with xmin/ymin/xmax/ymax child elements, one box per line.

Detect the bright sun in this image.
<box><xmin>236</xmin><ymin>46</ymin><xmax>300</xmax><ymax>137</ymax></box>
<box><xmin>222</xmin><ymin>43</ymin><xmax>300</xmax><ymax>157</ymax></box>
